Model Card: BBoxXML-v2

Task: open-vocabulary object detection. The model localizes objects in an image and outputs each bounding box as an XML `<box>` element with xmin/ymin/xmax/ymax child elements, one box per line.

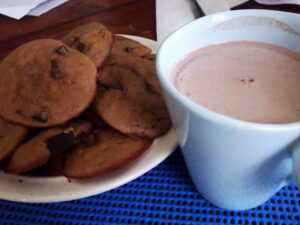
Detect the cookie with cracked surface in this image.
<box><xmin>0</xmin><ymin>39</ymin><xmax>97</xmax><ymax>127</ymax></box>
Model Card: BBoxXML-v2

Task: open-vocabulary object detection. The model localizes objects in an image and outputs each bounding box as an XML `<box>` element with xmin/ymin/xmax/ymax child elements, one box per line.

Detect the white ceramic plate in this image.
<box><xmin>0</xmin><ymin>35</ymin><xmax>178</xmax><ymax>203</ymax></box>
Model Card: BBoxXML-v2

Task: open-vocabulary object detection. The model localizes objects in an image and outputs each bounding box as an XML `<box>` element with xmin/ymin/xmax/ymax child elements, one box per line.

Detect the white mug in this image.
<box><xmin>156</xmin><ymin>10</ymin><xmax>300</xmax><ymax>210</ymax></box>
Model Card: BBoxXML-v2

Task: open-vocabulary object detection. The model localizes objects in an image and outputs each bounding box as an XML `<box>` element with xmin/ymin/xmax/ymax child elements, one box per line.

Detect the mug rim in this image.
<box><xmin>156</xmin><ymin>9</ymin><xmax>300</xmax><ymax>131</ymax></box>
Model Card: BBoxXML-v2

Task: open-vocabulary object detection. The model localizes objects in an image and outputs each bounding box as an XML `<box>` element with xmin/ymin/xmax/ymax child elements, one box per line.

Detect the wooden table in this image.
<box><xmin>0</xmin><ymin>0</ymin><xmax>299</xmax><ymax>60</ymax></box>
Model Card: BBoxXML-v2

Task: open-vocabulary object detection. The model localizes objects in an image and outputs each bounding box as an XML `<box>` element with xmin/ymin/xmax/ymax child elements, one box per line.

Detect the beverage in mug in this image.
<box><xmin>171</xmin><ymin>41</ymin><xmax>300</xmax><ymax>124</ymax></box>
<box><xmin>156</xmin><ymin>10</ymin><xmax>300</xmax><ymax>210</ymax></box>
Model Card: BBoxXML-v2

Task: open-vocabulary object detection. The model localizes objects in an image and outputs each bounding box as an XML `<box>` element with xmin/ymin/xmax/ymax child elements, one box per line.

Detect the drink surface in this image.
<box><xmin>171</xmin><ymin>41</ymin><xmax>300</xmax><ymax>124</ymax></box>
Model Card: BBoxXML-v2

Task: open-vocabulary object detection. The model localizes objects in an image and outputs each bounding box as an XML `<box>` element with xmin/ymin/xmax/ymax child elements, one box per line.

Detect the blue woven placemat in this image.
<box><xmin>0</xmin><ymin>148</ymin><xmax>299</xmax><ymax>225</ymax></box>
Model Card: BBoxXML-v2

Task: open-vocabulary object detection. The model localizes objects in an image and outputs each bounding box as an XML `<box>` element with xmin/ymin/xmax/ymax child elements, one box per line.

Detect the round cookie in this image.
<box><xmin>0</xmin><ymin>39</ymin><xmax>97</xmax><ymax>127</ymax></box>
<box><xmin>112</xmin><ymin>35</ymin><xmax>151</xmax><ymax>57</ymax></box>
<box><xmin>96</xmin><ymin>65</ymin><xmax>171</xmax><ymax>139</ymax></box>
<box><xmin>64</xmin><ymin>128</ymin><xmax>152</xmax><ymax>179</ymax></box>
<box><xmin>62</xmin><ymin>23</ymin><xmax>113</xmax><ymax>68</ymax></box>
<box><xmin>5</xmin><ymin>121</ymin><xmax>92</xmax><ymax>174</ymax></box>
<box><xmin>0</xmin><ymin>119</ymin><xmax>28</xmax><ymax>161</ymax></box>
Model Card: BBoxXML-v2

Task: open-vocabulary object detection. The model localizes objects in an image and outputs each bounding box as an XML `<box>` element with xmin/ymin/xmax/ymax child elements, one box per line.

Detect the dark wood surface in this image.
<box><xmin>0</xmin><ymin>0</ymin><xmax>299</xmax><ymax>59</ymax></box>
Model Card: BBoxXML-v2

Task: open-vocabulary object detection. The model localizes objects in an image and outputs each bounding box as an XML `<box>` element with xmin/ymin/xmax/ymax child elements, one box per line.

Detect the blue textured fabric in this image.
<box><xmin>0</xmin><ymin>149</ymin><xmax>299</xmax><ymax>225</ymax></box>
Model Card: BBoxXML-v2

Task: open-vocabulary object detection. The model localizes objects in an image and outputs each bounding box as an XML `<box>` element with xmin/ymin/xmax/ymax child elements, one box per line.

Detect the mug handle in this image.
<box><xmin>292</xmin><ymin>143</ymin><xmax>300</xmax><ymax>189</ymax></box>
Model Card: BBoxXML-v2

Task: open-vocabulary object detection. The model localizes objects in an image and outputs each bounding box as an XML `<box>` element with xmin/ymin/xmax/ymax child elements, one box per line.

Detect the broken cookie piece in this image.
<box><xmin>5</xmin><ymin>121</ymin><xmax>92</xmax><ymax>174</ymax></box>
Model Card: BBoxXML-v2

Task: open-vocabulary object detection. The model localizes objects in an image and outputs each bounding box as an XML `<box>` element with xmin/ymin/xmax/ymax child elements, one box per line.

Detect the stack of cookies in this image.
<box><xmin>0</xmin><ymin>23</ymin><xmax>171</xmax><ymax>179</ymax></box>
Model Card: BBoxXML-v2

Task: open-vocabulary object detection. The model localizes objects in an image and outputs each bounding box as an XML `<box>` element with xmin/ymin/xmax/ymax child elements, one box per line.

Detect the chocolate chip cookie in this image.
<box><xmin>0</xmin><ymin>39</ymin><xmax>97</xmax><ymax>127</ymax></box>
<box><xmin>62</xmin><ymin>23</ymin><xmax>113</xmax><ymax>68</ymax></box>
<box><xmin>96</xmin><ymin>64</ymin><xmax>171</xmax><ymax>139</ymax></box>
<box><xmin>64</xmin><ymin>128</ymin><xmax>152</xmax><ymax>179</ymax></box>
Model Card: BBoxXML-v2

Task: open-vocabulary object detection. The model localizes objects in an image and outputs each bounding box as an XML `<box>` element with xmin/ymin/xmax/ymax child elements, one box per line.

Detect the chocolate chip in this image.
<box><xmin>16</xmin><ymin>110</ymin><xmax>23</xmax><ymax>115</ymax></box>
<box><xmin>69</xmin><ymin>37</ymin><xmax>89</xmax><ymax>53</ymax></box>
<box><xmin>76</xmin><ymin>42</ymin><xmax>90</xmax><ymax>53</ymax></box>
<box><xmin>100</xmin><ymin>33</ymin><xmax>107</xmax><ymax>38</ymax></box>
<box><xmin>50</xmin><ymin>60</ymin><xmax>62</xmax><ymax>80</ymax></box>
<box><xmin>143</xmin><ymin>82</ymin><xmax>153</xmax><ymax>94</ymax></box>
<box><xmin>45</xmin><ymin>131</ymin><xmax>76</xmax><ymax>155</ymax></box>
<box><xmin>124</xmin><ymin>47</ymin><xmax>134</xmax><ymax>53</ymax></box>
<box><xmin>31</xmin><ymin>109</ymin><xmax>48</xmax><ymax>123</ymax></box>
<box><xmin>98</xmin><ymin>81</ymin><xmax>122</xmax><ymax>91</ymax></box>
<box><xmin>98</xmin><ymin>82</ymin><xmax>111</xmax><ymax>89</ymax></box>
<box><xmin>249</xmin><ymin>78</ymin><xmax>254</xmax><ymax>82</ymax></box>
<box><xmin>55</xmin><ymin>46</ymin><xmax>68</xmax><ymax>56</ymax></box>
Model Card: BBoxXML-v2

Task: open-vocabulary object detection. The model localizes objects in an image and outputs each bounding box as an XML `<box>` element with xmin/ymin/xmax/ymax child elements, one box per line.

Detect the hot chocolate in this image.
<box><xmin>172</xmin><ymin>41</ymin><xmax>300</xmax><ymax>124</ymax></box>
